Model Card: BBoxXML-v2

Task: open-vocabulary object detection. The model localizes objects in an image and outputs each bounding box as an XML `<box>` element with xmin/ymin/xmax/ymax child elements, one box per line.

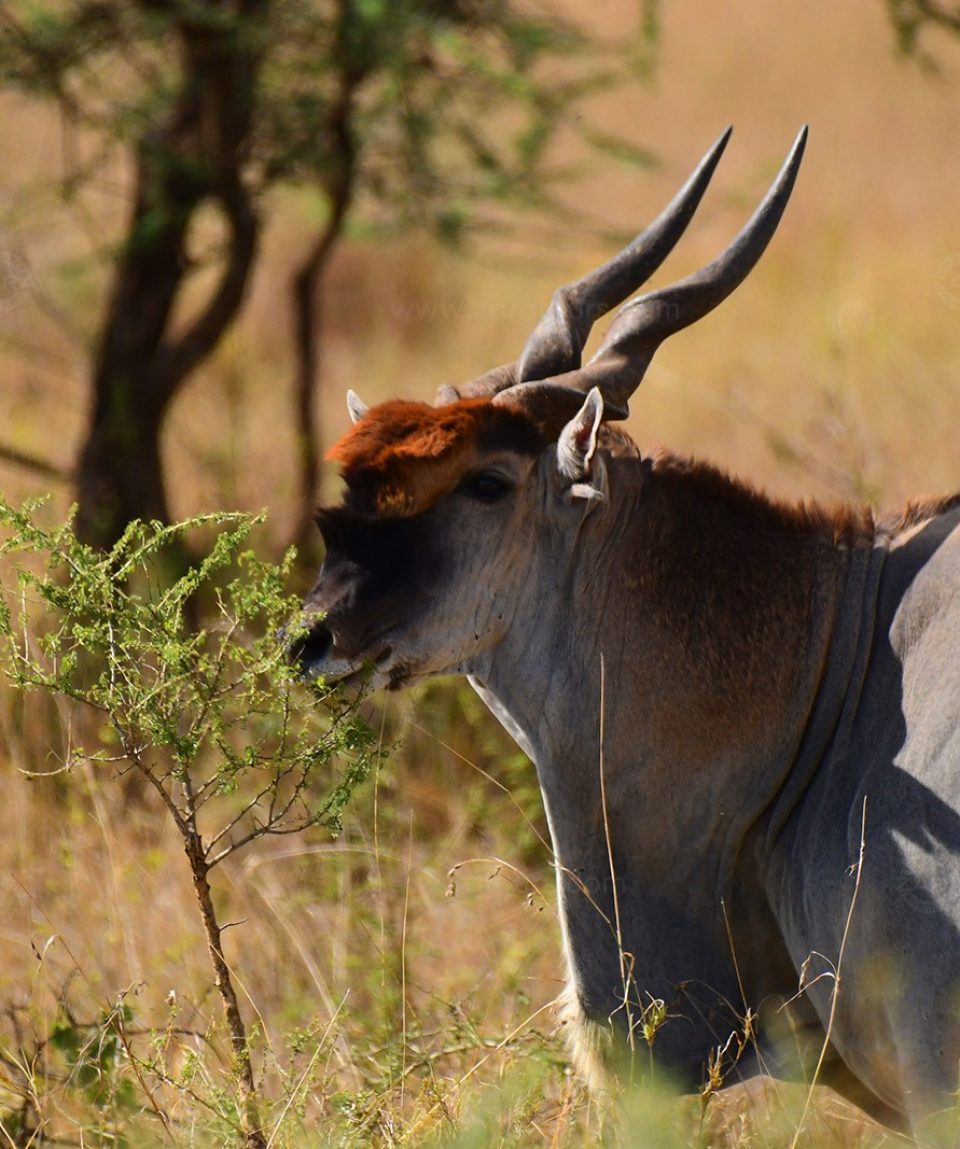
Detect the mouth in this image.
<box><xmin>289</xmin><ymin>619</ymin><xmax>395</xmax><ymax>692</ymax></box>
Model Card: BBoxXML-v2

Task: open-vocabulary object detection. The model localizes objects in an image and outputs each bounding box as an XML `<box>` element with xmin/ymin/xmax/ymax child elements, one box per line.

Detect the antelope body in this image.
<box><xmin>293</xmin><ymin>128</ymin><xmax>960</xmax><ymax>1131</ymax></box>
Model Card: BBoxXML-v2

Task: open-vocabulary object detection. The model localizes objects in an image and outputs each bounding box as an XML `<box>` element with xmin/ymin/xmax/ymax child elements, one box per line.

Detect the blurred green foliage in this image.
<box><xmin>885</xmin><ymin>0</ymin><xmax>960</xmax><ymax>62</ymax></box>
<box><xmin>0</xmin><ymin>0</ymin><xmax>660</xmax><ymax>238</ymax></box>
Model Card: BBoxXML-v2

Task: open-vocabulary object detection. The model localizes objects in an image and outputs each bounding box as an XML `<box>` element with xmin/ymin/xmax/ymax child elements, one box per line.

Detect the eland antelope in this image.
<box><xmin>292</xmin><ymin>127</ymin><xmax>960</xmax><ymax>1132</ymax></box>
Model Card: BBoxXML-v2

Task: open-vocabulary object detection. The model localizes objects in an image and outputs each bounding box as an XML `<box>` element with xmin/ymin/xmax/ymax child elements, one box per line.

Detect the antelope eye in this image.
<box><xmin>461</xmin><ymin>471</ymin><xmax>513</xmax><ymax>502</ymax></box>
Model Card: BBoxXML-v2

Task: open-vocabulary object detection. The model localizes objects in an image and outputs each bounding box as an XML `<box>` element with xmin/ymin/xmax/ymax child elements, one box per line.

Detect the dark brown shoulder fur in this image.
<box><xmin>648</xmin><ymin>450</ymin><xmax>877</xmax><ymax>546</ymax></box>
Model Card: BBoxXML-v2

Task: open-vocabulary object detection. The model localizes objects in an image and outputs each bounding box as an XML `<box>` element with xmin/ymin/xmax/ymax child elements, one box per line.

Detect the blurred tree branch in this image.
<box><xmin>886</xmin><ymin>0</ymin><xmax>960</xmax><ymax>56</ymax></box>
<box><xmin>0</xmin><ymin>443</ymin><xmax>69</xmax><ymax>483</ymax></box>
<box><xmin>291</xmin><ymin>0</ymin><xmax>364</xmax><ymax>557</ymax></box>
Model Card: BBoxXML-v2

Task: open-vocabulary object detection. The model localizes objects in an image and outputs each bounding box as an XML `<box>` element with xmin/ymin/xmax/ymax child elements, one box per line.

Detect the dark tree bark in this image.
<box><xmin>290</xmin><ymin>0</ymin><xmax>365</xmax><ymax>559</ymax></box>
<box><xmin>75</xmin><ymin>0</ymin><xmax>263</xmax><ymax>552</ymax></box>
<box><xmin>290</xmin><ymin>182</ymin><xmax>353</xmax><ymax>555</ymax></box>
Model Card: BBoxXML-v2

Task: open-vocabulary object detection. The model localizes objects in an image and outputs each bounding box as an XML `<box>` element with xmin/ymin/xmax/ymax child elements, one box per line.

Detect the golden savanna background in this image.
<box><xmin>1</xmin><ymin>1</ymin><xmax>959</xmax><ymax>1144</ymax></box>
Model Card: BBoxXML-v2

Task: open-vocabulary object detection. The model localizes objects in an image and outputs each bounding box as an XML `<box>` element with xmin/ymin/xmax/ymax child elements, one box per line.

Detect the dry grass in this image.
<box><xmin>1</xmin><ymin>1</ymin><xmax>960</xmax><ymax>1143</ymax></box>
<box><xmin>0</xmin><ymin>674</ymin><xmax>903</xmax><ymax>1147</ymax></box>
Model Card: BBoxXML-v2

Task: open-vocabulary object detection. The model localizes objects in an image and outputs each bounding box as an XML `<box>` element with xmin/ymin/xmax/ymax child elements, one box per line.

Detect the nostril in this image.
<box><xmin>287</xmin><ymin>620</ymin><xmax>333</xmax><ymax>669</ymax></box>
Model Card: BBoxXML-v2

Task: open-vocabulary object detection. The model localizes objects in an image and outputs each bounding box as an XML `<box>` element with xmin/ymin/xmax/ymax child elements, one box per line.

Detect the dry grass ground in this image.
<box><xmin>1</xmin><ymin>1</ymin><xmax>960</xmax><ymax>1144</ymax></box>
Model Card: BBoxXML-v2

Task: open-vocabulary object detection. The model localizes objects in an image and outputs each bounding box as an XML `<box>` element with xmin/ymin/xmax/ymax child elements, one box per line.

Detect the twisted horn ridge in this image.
<box><xmin>440</xmin><ymin>126</ymin><xmax>733</xmax><ymax>405</ymax></box>
<box><xmin>508</xmin><ymin>127</ymin><xmax>809</xmax><ymax>421</ymax></box>
<box><xmin>501</xmin><ymin>126</ymin><xmax>808</xmax><ymax>421</ymax></box>
<box><xmin>516</xmin><ymin>125</ymin><xmax>733</xmax><ymax>385</ymax></box>
<box><xmin>439</xmin><ymin>127</ymin><xmax>807</xmax><ymax>430</ymax></box>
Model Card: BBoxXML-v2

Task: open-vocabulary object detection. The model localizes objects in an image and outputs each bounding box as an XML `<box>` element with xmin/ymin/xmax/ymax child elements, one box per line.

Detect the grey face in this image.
<box><xmin>293</xmin><ymin>443</ymin><xmax>563</xmax><ymax>693</ymax></box>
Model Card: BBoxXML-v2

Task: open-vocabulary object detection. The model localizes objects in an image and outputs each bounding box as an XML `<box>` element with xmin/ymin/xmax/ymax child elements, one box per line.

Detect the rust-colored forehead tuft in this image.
<box><xmin>328</xmin><ymin>399</ymin><xmax>489</xmax><ymax>471</ymax></box>
<box><xmin>326</xmin><ymin>397</ymin><xmax>545</xmax><ymax>516</ymax></box>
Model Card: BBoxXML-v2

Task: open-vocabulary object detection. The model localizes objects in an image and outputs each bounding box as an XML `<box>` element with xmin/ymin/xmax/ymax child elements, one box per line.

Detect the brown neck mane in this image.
<box><xmin>645</xmin><ymin>450</ymin><xmax>877</xmax><ymax>547</ymax></box>
<box><xmin>618</xmin><ymin>452</ymin><xmax>876</xmax><ymax>758</ymax></box>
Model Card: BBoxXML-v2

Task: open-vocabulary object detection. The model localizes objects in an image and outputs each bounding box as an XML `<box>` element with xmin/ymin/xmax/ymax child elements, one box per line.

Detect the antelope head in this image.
<box><xmin>291</xmin><ymin>127</ymin><xmax>808</xmax><ymax>693</ymax></box>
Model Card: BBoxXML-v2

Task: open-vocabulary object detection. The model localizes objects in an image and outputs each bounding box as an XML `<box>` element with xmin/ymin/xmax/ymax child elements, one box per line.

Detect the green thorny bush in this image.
<box><xmin>0</xmin><ymin>500</ymin><xmax>379</xmax><ymax>1147</ymax></box>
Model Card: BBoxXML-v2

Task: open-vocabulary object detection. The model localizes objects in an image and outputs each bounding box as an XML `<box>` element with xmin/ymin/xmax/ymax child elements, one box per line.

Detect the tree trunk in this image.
<box><xmin>290</xmin><ymin>211</ymin><xmax>349</xmax><ymax>559</ymax></box>
<box><xmin>75</xmin><ymin>147</ymin><xmax>193</xmax><ymax>547</ymax></box>
<box><xmin>75</xmin><ymin>1</ymin><xmax>263</xmax><ymax>553</ymax></box>
<box><xmin>289</xmin><ymin>0</ymin><xmax>364</xmax><ymax>561</ymax></box>
<box><xmin>76</xmin><ymin>402</ymin><xmax>171</xmax><ymax>539</ymax></box>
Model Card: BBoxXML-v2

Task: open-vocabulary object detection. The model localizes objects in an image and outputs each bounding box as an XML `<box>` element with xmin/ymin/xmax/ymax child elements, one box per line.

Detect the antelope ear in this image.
<box><xmin>557</xmin><ymin>388</ymin><xmax>603</xmax><ymax>481</ymax></box>
<box><xmin>346</xmin><ymin>389</ymin><xmax>369</xmax><ymax>424</ymax></box>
